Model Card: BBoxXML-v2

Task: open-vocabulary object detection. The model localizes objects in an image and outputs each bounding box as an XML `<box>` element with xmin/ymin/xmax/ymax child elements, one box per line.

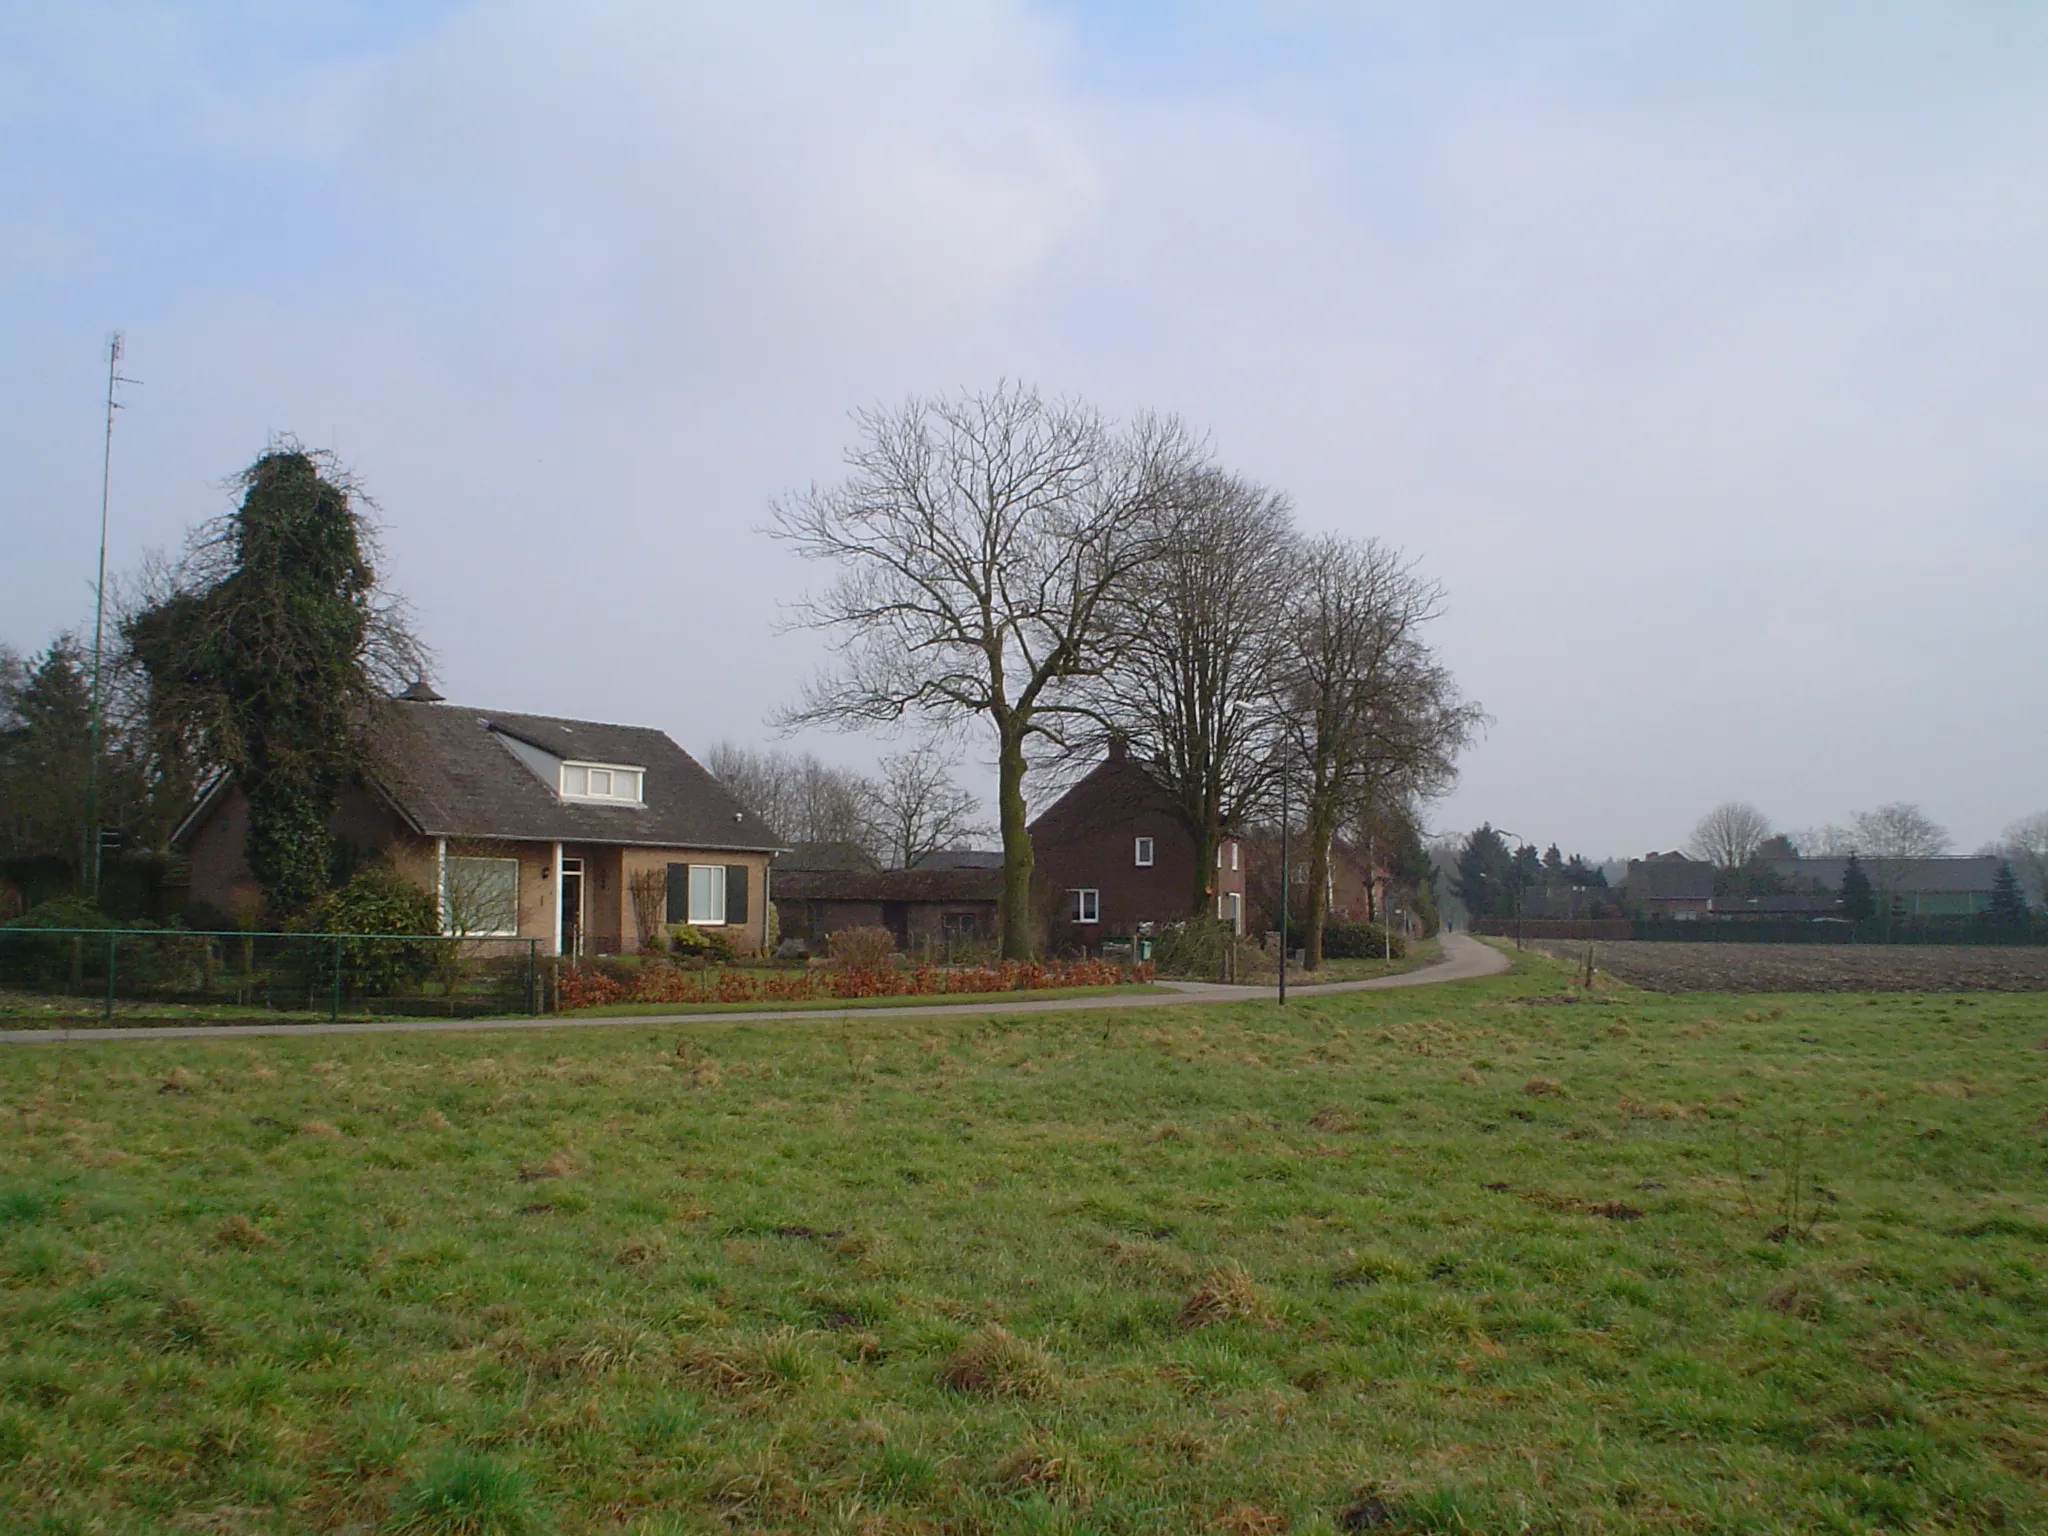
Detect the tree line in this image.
<box><xmin>1683</xmin><ymin>799</ymin><xmax>2045</xmax><ymax>919</ymax></box>
<box><xmin>5</xmin><ymin>389</ymin><xmax>1481</xmax><ymax>965</ymax></box>
<box><xmin>1446</xmin><ymin>825</ymin><xmax>1610</xmax><ymax>922</ymax></box>
<box><xmin>772</xmin><ymin>383</ymin><xmax>1482</xmax><ymax>962</ymax></box>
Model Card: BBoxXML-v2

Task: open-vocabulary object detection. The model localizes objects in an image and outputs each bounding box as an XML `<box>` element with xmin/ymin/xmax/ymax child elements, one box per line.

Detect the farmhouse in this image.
<box><xmin>176</xmin><ymin>688</ymin><xmax>782</xmax><ymax>955</ymax></box>
<box><xmin>1028</xmin><ymin>738</ymin><xmax>1247</xmax><ymax>950</ymax></box>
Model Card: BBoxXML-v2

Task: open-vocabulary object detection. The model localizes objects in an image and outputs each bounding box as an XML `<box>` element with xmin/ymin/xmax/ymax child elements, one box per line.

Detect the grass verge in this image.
<box><xmin>1</xmin><ymin>950</ymin><xmax>2044</xmax><ymax>1532</ymax></box>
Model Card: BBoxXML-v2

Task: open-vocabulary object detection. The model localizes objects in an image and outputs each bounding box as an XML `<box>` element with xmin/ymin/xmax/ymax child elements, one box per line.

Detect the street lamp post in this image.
<box><xmin>1277</xmin><ymin>755</ymin><xmax>1290</xmax><ymax>1006</ymax></box>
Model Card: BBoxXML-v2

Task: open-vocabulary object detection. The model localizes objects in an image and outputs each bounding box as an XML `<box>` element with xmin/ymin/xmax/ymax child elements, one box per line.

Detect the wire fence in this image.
<box><xmin>0</xmin><ymin>927</ymin><xmax>544</xmax><ymax>1027</ymax></box>
<box><xmin>1476</xmin><ymin>916</ymin><xmax>2048</xmax><ymax>946</ymax></box>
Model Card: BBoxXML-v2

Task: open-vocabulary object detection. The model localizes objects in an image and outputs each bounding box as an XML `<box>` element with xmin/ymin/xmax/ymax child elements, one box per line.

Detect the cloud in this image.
<box><xmin>3</xmin><ymin>1</ymin><xmax>2044</xmax><ymax>852</ymax></box>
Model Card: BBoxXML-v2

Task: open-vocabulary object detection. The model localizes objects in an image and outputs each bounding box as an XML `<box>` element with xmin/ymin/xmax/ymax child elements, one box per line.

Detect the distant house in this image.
<box><xmin>911</xmin><ymin>849</ymin><xmax>1004</xmax><ymax>871</ymax></box>
<box><xmin>1621</xmin><ymin>852</ymin><xmax>1715</xmax><ymax>919</ymax></box>
<box><xmin>1028</xmin><ymin>740</ymin><xmax>1247</xmax><ymax>948</ymax></box>
<box><xmin>1240</xmin><ymin>832</ymin><xmax>1391</xmax><ymax>931</ymax></box>
<box><xmin>1766</xmin><ymin>855</ymin><xmax>2002</xmax><ymax>918</ymax></box>
<box><xmin>1708</xmin><ymin>892</ymin><xmax>1842</xmax><ymax>920</ymax></box>
<box><xmin>1521</xmin><ymin>883</ymin><xmax>1626</xmax><ymax>921</ymax></box>
<box><xmin>770</xmin><ymin>864</ymin><xmax>1000</xmax><ymax>952</ymax></box>
<box><xmin>176</xmin><ymin>690</ymin><xmax>782</xmax><ymax>956</ymax></box>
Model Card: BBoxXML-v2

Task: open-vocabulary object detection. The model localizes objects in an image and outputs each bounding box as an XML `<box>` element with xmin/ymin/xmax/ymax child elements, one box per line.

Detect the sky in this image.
<box><xmin>4</xmin><ymin>0</ymin><xmax>2045</xmax><ymax>859</ymax></box>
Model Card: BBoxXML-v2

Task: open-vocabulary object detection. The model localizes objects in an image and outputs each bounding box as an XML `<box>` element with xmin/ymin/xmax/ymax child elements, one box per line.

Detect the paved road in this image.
<box><xmin>0</xmin><ymin>933</ymin><xmax>1512</xmax><ymax>1045</ymax></box>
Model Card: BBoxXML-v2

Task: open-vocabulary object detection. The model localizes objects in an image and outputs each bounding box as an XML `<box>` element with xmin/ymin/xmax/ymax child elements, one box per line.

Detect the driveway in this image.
<box><xmin>0</xmin><ymin>933</ymin><xmax>1512</xmax><ymax>1044</ymax></box>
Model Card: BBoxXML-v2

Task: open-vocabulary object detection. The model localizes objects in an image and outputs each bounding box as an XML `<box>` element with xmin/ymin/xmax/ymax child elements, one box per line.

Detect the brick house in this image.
<box><xmin>1620</xmin><ymin>852</ymin><xmax>1715</xmax><ymax>920</ymax></box>
<box><xmin>176</xmin><ymin>690</ymin><xmax>783</xmax><ymax>956</ymax></box>
<box><xmin>1028</xmin><ymin>740</ymin><xmax>1247</xmax><ymax>950</ymax></box>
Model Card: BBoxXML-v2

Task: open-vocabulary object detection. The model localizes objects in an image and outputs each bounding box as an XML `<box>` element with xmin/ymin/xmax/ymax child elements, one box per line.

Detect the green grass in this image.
<box><xmin>558</xmin><ymin>981</ymin><xmax>1173</xmax><ymax>1018</ymax></box>
<box><xmin>1</xmin><ymin>952</ymin><xmax>2045</xmax><ymax>1532</ymax></box>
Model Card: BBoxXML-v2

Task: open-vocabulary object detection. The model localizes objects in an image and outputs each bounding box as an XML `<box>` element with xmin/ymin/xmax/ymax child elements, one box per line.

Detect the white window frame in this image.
<box><xmin>1134</xmin><ymin>836</ymin><xmax>1154</xmax><ymax>868</ymax></box>
<box><xmin>1230</xmin><ymin>842</ymin><xmax>1239</xmax><ymax>871</ymax></box>
<box><xmin>687</xmin><ymin>863</ymin><xmax>727</xmax><ymax>925</ymax></box>
<box><xmin>559</xmin><ymin>761</ymin><xmax>645</xmax><ymax>805</ymax></box>
<box><xmin>442</xmin><ymin>854</ymin><xmax>521</xmax><ymax>937</ymax></box>
<box><xmin>1071</xmin><ymin>888</ymin><xmax>1100</xmax><ymax>924</ymax></box>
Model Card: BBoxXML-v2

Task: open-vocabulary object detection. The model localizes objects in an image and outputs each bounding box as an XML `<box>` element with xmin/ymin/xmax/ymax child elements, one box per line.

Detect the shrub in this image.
<box><xmin>665</xmin><ymin>922</ymin><xmax>733</xmax><ymax>963</ymax></box>
<box><xmin>1321</xmin><ymin>922</ymin><xmax>1406</xmax><ymax>960</ymax></box>
<box><xmin>0</xmin><ymin>897</ymin><xmax>124</xmax><ymax>988</ymax></box>
<box><xmin>297</xmin><ymin>864</ymin><xmax>439</xmax><ymax>996</ymax></box>
<box><xmin>1150</xmin><ymin>918</ymin><xmax>1236</xmax><ymax>979</ymax></box>
<box><xmin>829</xmin><ymin>925</ymin><xmax>898</xmax><ymax>973</ymax></box>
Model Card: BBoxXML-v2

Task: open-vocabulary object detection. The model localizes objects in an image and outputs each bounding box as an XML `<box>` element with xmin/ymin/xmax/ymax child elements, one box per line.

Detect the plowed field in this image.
<box><xmin>1533</xmin><ymin>938</ymin><xmax>2048</xmax><ymax>992</ymax></box>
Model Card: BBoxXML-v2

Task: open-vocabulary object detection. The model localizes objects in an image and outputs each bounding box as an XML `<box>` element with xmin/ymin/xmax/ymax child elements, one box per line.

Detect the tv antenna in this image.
<box><xmin>86</xmin><ymin>333</ymin><xmax>140</xmax><ymax>899</ymax></box>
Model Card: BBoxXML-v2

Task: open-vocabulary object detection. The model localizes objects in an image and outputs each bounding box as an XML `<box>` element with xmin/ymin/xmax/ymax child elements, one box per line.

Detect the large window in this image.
<box><xmin>1071</xmin><ymin>888</ymin><xmax>1100</xmax><ymax>924</ymax></box>
<box><xmin>688</xmin><ymin>864</ymin><xmax>727</xmax><ymax>925</ymax></box>
<box><xmin>559</xmin><ymin>762</ymin><xmax>644</xmax><ymax>803</ymax></box>
<box><xmin>444</xmin><ymin>856</ymin><xmax>519</xmax><ymax>936</ymax></box>
<box><xmin>1134</xmin><ymin>836</ymin><xmax>1154</xmax><ymax>867</ymax></box>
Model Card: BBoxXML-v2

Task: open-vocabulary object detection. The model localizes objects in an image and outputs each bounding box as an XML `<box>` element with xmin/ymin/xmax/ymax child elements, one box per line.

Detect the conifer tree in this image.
<box><xmin>1839</xmin><ymin>852</ymin><xmax>1877</xmax><ymax>922</ymax></box>
<box><xmin>1987</xmin><ymin>860</ymin><xmax>2029</xmax><ymax>928</ymax></box>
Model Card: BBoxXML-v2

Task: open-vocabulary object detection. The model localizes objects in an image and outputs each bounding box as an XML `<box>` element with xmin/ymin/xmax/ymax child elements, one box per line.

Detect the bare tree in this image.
<box><xmin>1092</xmin><ymin>469</ymin><xmax>1298</xmax><ymax>913</ymax></box>
<box><xmin>626</xmin><ymin>868</ymin><xmax>668</xmax><ymax>950</ymax></box>
<box><xmin>1688</xmin><ymin>801</ymin><xmax>1772</xmax><ymax>869</ymax></box>
<box><xmin>772</xmin><ymin>384</ymin><xmax>1200</xmax><ymax>958</ymax></box>
<box><xmin>1991</xmin><ymin>811</ymin><xmax>2048</xmax><ymax>908</ymax></box>
<box><xmin>871</xmin><ymin>741</ymin><xmax>987</xmax><ymax>869</ymax></box>
<box><xmin>1788</xmin><ymin>823</ymin><xmax>1855</xmax><ymax>857</ymax></box>
<box><xmin>706</xmin><ymin>742</ymin><xmax>874</xmax><ymax>851</ymax></box>
<box><xmin>1274</xmin><ymin>535</ymin><xmax>1482</xmax><ymax>969</ymax></box>
<box><xmin>1849</xmin><ymin>803</ymin><xmax>1950</xmax><ymax>859</ymax></box>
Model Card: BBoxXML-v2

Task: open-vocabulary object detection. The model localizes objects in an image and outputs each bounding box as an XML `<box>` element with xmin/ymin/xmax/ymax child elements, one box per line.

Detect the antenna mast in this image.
<box><xmin>85</xmin><ymin>333</ymin><xmax>136</xmax><ymax>900</ymax></box>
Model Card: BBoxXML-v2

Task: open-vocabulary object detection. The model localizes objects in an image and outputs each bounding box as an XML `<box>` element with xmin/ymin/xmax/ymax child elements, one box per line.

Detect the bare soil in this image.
<box><xmin>1530</xmin><ymin>939</ymin><xmax>2048</xmax><ymax>992</ymax></box>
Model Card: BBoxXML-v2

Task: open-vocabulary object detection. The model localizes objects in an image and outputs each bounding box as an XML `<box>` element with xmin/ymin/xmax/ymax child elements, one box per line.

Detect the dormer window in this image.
<box><xmin>560</xmin><ymin>761</ymin><xmax>644</xmax><ymax>804</ymax></box>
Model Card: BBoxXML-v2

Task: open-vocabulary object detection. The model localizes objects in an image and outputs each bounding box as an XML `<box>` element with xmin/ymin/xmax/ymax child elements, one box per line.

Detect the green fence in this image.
<box><xmin>0</xmin><ymin>927</ymin><xmax>544</xmax><ymax>1027</ymax></box>
<box><xmin>1630</xmin><ymin>919</ymin><xmax>2047</xmax><ymax>946</ymax></box>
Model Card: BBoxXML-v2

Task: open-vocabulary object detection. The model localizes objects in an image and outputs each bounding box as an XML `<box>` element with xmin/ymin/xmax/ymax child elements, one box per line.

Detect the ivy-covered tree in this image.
<box><xmin>125</xmin><ymin>445</ymin><xmax>424</xmax><ymax>917</ymax></box>
<box><xmin>1839</xmin><ymin>852</ymin><xmax>1877</xmax><ymax>923</ymax></box>
<box><xmin>1987</xmin><ymin>860</ymin><xmax>2029</xmax><ymax>928</ymax></box>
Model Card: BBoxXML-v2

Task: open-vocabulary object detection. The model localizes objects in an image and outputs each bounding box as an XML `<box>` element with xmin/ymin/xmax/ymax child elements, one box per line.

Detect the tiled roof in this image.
<box><xmin>370</xmin><ymin>701</ymin><xmax>782</xmax><ymax>852</ymax></box>
<box><xmin>911</xmin><ymin>849</ymin><xmax>1004</xmax><ymax>870</ymax></box>
<box><xmin>1767</xmin><ymin>856</ymin><xmax>2001</xmax><ymax>895</ymax></box>
<box><xmin>776</xmin><ymin>842</ymin><xmax>880</xmax><ymax>872</ymax></box>
<box><xmin>771</xmin><ymin>867</ymin><xmax>1002</xmax><ymax>903</ymax></box>
<box><xmin>1623</xmin><ymin>858</ymin><xmax>1716</xmax><ymax>901</ymax></box>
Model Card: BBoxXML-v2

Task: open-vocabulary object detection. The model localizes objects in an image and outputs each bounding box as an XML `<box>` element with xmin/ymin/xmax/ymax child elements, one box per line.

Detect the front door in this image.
<box><xmin>560</xmin><ymin>857</ymin><xmax>584</xmax><ymax>957</ymax></box>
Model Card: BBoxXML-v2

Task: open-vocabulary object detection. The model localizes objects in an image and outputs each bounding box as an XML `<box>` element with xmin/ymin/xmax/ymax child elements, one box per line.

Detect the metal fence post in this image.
<box><xmin>331</xmin><ymin>937</ymin><xmax>343</xmax><ymax>1021</ymax></box>
<box><xmin>105</xmin><ymin>932</ymin><xmax>117</xmax><ymax>1023</ymax></box>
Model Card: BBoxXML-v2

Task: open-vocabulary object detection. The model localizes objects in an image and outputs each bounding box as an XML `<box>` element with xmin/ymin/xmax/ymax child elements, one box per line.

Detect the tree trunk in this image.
<box><xmin>996</xmin><ymin>722</ymin><xmax>1034</xmax><ymax>960</ymax></box>
<box><xmin>1303</xmin><ymin>813</ymin><xmax>1334</xmax><ymax>970</ymax></box>
<box><xmin>1188</xmin><ymin>812</ymin><xmax>1219</xmax><ymax>917</ymax></box>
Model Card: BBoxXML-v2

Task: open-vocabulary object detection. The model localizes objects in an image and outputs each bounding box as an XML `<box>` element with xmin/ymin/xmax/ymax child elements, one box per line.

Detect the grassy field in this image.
<box><xmin>1</xmin><ymin>952</ymin><xmax>2044</xmax><ymax>1533</ymax></box>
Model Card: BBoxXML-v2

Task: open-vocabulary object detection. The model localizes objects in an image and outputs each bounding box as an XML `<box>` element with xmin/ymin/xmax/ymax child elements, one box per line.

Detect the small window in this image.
<box><xmin>688</xmin><ymin>864</ymin><xmax>727</xmax><ymax>925</ymax></box>
<box><xmin>1230</xmin><ymin>843</ymin><xmax>1239</xmax><ymax>871</ymax></box>
<box><xmin>1070</xmin><ymin>888</ymin><xmax>1100</xmax><ymax>924</ymax></box>
<box><xmin>1216</xmin><ymin>846</ymin><xmax>1223</xmax><ymax>869</ymax></box>
<box><xmin>1134</xmin><ymin>836</ymin><xmax>1154</xmax><ymax>867</ymax></box>
<box><xmin>560</xmin><ymin>761</ymin><xmax>644</xmax><ymax>803</ymax></box>
<box><xmin>443</xmin><ymin>856</ymin><xmax>519</xmax><ymax>936</ymax></box>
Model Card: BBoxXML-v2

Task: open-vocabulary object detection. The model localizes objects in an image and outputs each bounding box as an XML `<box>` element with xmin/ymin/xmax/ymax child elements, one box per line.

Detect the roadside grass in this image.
<box><xmin>557</xmin><ymin>981</ymin><xmax>1173</xmax><ymax>1019</ymax></box>
<box><xmin>0</xmin><ymin>952</ymin><xmax>2044</xmax><ymax>1532</ymax></box>
<box><xmin>1284</xmin><ymin>940</ymin><xmax>1442</xmax><ymax>987</ymax></box>
<box><xmin>0</xmin><ymin>982</ymin><xmax>1170</xmax><ymax>1031</ymax></box>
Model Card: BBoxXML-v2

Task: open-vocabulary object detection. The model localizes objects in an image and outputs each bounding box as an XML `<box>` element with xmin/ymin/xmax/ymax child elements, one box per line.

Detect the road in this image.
<box><xmin>0</xmin><ymin>932</ymin><xmax>1512</xmax><ymax>1045</ymax></box>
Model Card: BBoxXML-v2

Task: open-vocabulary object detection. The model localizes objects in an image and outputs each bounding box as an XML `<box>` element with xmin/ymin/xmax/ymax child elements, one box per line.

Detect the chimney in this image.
<box><xmin>1105</xmin><ymin>733</ymin><xmax>1128</xmax><ymax>764</ymax></box>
